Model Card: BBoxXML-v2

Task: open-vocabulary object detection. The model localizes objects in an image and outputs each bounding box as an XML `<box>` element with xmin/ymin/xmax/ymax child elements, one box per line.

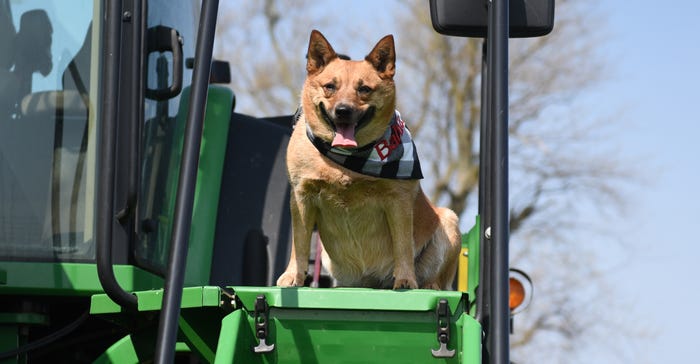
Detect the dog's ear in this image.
<box><xmin>365</xmin><ymin>34</ymin><xmax>395</xmax><ymax>79</ymax></box>
<box><xmin>307</xmin><ymin>30</ymin><xmax>338</xmax><ymax>75</ymax></box>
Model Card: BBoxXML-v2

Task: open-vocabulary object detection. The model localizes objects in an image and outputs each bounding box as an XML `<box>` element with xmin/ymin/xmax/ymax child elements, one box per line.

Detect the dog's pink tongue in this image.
<box><xmin>332</xmin><ymin>124</ymin><xmax>358</xmax><ymax>147</ymax></box>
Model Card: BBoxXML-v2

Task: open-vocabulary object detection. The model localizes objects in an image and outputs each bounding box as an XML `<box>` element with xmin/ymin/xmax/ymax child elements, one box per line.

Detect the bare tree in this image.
<box><xmin>214</xmin><ymin>0</ymin><xmax>316</xmax><ymax>115</ymax></box>
<box><xmin>395</xmin><ymin>1</ymin><xmax>645</xmax><ymax>362</ymax></box>
<box><xmin>214</xmin><ymin>1</ymin><xmax>646</xmax><ymax>362</ymax></box>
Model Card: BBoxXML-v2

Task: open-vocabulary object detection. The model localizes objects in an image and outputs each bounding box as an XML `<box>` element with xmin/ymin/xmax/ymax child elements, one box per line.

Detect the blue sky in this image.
<box><xmin>592</xmin><ymin>1</ymin><xmax>700</xmax><ymax>362</ymax></box>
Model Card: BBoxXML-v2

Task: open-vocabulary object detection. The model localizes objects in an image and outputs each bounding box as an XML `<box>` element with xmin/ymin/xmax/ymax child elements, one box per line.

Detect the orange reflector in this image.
<box><xmin>508</xmin><ymin>269</ymin><xmax>533</xmax><ymax>314</ymax></box>
<box><xmin>509</xmin><ymin>277</ymin><xmax>526</xmax><ymax>311</ymax></box>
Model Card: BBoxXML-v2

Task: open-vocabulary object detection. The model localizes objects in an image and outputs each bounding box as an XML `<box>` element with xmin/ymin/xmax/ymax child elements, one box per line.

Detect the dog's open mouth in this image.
<box><xmin>332</xmin><ymin>123</ymin><xmax>357</xmax><ymax>147</ymax></box>
<box><xmin>319</xmin><ymin>104</ymin><xmax>375</xmax><ymax>148</ymax></box>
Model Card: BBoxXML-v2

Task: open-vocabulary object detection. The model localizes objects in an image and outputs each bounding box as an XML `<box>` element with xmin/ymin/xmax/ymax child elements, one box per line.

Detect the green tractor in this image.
<box><xmin>0</xmin><ymin>0</ymin><xmax>552</xmax><ymax>362</ymax></box>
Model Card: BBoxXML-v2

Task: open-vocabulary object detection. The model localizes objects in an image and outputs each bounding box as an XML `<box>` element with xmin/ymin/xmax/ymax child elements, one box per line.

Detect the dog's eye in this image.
<box><xmin>323</xmin><ymin>83</ymin><xmax>336</xmax><ymax>92</ymax></box>
<box><xmin>357</xmin><ymin>85</ymin><xmax>373</xmax><ymax>94</ymax></box>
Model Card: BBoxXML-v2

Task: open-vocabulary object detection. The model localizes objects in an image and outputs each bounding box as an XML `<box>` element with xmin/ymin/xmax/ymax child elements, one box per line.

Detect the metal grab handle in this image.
<box><xmin>145</xmin><ymin>25</ymin><xmax>184</xmax><ymax>101</ymax></box>
<box><xmin>153</xmin><ymin>1</ymin><xmax>220</xmax><ymax>362</ymax></box>
<box><xmin>95</xmin><ymin>0</ymin><xmax>137</xmax><ymax>309</ymax></box>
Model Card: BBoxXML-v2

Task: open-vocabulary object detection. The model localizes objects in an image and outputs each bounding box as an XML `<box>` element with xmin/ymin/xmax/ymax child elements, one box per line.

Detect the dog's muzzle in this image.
<box><xmin>319</xmin><ymin>103</ymin><xmax>376</xmax><ymax>148</ymax></box>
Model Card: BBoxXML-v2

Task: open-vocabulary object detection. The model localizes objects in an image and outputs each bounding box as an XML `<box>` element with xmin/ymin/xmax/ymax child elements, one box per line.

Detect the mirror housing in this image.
<box><xmin>429</xmin><ymin>0</ymin><xmax>554</xmax><ymax>38</ymax></box>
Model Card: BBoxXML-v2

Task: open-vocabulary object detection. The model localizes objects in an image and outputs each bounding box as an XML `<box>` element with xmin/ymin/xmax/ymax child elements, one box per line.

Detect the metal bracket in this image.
<box><xmin>431</xmin><ymin>298</ymin><xmax>456</xmax><ymax>358</ymax></box>
<box><xmin>251</xmin><ymin>295</ymin><xmax>275</xmax><ymax>354</ymax></box>
<box><xmin>220</xmin><ymin>288</ymin><xmax>238</xmax><ymax>310</ymax></box>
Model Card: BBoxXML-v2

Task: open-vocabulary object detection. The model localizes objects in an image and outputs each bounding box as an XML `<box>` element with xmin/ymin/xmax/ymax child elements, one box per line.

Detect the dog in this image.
<box><xmin>276</xmin><ymin>30</ymin><xmax>461</xmax><ymax>290</ymax></box>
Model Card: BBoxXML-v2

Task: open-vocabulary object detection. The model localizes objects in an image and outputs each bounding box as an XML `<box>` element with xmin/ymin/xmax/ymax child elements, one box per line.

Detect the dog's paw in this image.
<box><xmin>276</xmin><ymin>271</ymin><xmax>306</xmax><ymax>287</ymax></box>
<box><xmin>393</xmin><ymin>277</ymin><xmax>418</xmax><ymax>290</ymax></box>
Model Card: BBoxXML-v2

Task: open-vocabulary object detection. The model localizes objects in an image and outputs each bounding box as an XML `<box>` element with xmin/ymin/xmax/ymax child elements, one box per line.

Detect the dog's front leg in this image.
<box><xmin>386</xmin><ymin>203</ymin><xmax>418</xmax><ymax>289</ymax></box>
<box><xmin>276</xmin><ymin>191</ymin><xmax>315</xmax><ymax>287</ymax></box>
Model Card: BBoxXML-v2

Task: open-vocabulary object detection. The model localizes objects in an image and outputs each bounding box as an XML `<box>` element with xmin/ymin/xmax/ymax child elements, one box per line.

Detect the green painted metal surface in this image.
<box><xmin>457</xmin><ymin>312</ymin><xmax>483</xmax><ymax>363</ymax></box>
<box><xmin>214</xmin><ymin>309</ymin><xmax>250</xmax><ymax>364</ymax></box>
<box><xmin>179</xmin><ymin>308</ymin><xmax>223</xmax><ymax>362</ymax></box>
<box><xmin>216</xmin><ymin>287</ymin><xmax>481</xmax><ymax>364</ymax></box>
<box><xmin>90</xmin><ymin>286</ymin><xmax>482</xmax><ymax>363</ymax></box>
<box><xmin>91</xmin><ymin>287</ymin><xmax>223</xmax><ymax>362</ymax></box>
<box><xmin>0</xmin><ymin>262</ymin><xmax>162</xmax><ymax>296</ymax></box>
<box><xmin>93</xmin><ymin>335</ymin><xmax>144</xmax><ymax>364</ymax></box>
<box><xmin>183</xmin><ymin>85</ymin><xmax>234</xmax><ymax>286</ymax></box>
<box><xmin>91</xmin><ymin>285</ymin><xmax>466</xmax><ymax>314</ymax></box>
<box><xmin>233</xmin><ymin>286</ymin><xmax>465</xmax><ymax>314</ymax></box>
<box><xmin>136</xmin><ymin>85</ymin><xmax>233</xmax><ymax>286</ymax></box>
<box><xmin>90</xmin><ymin>286</ymin><xmax>222</xmax><ymax>314</ymax></box>
<box><xmin>93</xmin><ymin>333</ymin><xmax>193</xmax><ymax>364</ymax></box>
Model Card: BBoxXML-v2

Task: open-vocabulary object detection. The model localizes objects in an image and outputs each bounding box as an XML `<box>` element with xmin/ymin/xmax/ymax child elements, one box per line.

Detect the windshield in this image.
<box><xmin>0</xmin><ymin>0</ymin><xmax>97</xmax><ymax>261</ymax></box>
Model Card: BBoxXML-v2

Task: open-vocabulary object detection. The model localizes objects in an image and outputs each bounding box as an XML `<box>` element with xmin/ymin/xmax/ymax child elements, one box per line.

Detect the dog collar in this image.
<box><xmin>303</xmin><ymin>109</ymin><xmax>424</xmax><ymax>180</ymax></box>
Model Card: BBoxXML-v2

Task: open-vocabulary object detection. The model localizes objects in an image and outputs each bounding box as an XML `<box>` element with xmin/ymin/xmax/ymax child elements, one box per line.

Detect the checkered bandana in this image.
<box><xmin>302</xmin><ymin>109</ymin><xmax>424</xmax><ymax>180</ymax></box>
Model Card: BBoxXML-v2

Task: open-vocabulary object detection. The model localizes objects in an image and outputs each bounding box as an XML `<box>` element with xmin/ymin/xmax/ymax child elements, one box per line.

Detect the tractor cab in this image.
<box><xmin>0</xmin><ymin>0</ymin><xmax>294</xmax><ymax>285</ymax></box>
<box><xmin>0</xmin><ymin>0</ymin><xmax>551</xmax><ymax>362</ymax></box>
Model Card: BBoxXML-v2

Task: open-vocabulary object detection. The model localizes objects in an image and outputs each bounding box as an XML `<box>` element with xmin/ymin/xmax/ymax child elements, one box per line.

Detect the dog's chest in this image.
<box><xmin>301</xmin><ymin>177</ymin><xmax>396</xmax><ymax>266</ymax></box>
<box><xmin>301</xmin><ymin>177</ymin><xmax>386</xmax><ymax>211</ymax></box>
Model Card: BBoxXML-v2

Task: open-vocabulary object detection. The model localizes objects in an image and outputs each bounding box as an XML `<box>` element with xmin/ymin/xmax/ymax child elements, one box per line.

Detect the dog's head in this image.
<box><xmin>302</xmin><ymin>30</ymin><xmax>396</xmax><ymax>148</ymax></box>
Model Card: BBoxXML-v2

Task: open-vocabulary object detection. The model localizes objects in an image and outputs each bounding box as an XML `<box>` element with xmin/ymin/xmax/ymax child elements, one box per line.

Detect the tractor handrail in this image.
<box><xmin>95</xmin><ymin>0</ymin><xmax>138</xmax><ymax>310</ymax></box>
<box><xmin>486</xmin><ymin>0</ymin><xmax>511</xmax><ymax>363</ymax></box>
<box><xmin>153</xmin><ymin>0</ymin><xmax>220</xmax><ymax>362</ymax></box>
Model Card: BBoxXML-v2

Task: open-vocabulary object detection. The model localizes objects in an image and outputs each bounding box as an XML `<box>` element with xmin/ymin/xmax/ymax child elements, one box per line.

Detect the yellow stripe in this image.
<box><xmin>457</xmin><ymin>247</ymin><xmax>469</xmax><ymax>292</ymax></box>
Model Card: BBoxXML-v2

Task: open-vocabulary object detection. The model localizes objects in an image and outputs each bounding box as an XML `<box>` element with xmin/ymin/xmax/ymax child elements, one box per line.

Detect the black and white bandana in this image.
<box><xmin>302</xmin><ymin>110</ymin><xmax>424</xmax><ymax>180</ymax></box>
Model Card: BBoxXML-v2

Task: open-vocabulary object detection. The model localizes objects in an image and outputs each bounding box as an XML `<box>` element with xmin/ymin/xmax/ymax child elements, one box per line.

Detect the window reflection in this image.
<box><xmin>0</xmin><ymin>0</ymin><xmax>95</xmax><ymax>261</ymax></box>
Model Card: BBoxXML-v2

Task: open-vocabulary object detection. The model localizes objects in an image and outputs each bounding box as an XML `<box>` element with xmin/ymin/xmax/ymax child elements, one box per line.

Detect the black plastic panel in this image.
<box><xmin>429</xmin><ymin>0</ymin><xmax>554</xmax><ymax>38</ymax></box>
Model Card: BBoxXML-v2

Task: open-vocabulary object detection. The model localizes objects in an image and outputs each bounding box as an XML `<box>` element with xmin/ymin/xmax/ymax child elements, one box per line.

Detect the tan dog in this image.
<box><xmin>276</xmin><ymin>30</ymin><xmax>460</xmax><ymax>289</ymax></box>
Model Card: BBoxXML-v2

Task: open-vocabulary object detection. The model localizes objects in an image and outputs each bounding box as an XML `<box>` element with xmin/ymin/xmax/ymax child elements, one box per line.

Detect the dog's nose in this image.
<box><xmin>334</xmin><ymin>104</ymin><xmax>354</xmax><ymax>120</ymax></box>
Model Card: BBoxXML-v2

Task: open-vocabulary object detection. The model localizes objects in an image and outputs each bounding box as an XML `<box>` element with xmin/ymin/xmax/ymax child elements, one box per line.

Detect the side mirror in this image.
<box><xmin>429</xmin><ymin>0</ymin><xmax>554</xmax><ymax>38</ymax></box>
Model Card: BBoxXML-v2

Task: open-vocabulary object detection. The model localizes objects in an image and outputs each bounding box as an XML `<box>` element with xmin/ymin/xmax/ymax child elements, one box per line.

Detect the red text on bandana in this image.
<box><xmin>374</xmin><ymin>114</ymin><xmax>406</xmax><ymax>160</ymax></box>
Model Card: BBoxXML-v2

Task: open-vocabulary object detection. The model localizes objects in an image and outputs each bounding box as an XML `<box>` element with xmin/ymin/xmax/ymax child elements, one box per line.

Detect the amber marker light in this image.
<box><xmin>508</xmin><ymin>269</ymin><xmax>533</xmax><ymax>314</ymax></box>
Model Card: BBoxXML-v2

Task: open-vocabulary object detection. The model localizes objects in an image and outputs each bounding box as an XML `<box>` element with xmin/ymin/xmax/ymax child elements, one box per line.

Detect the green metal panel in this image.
<box><xmin>457</xmin><ymin>312</ymin><xmax>483</xmax><ymax>363</ymax></box>
<box><xmin>93</xmin><ymin>333</ymin><xmax>193</xmax><ymax>364</ymax></box>
<box><xmin>91</xmin><ymin>287</ymin><xmax>223</xmax><ymax>362</ymax></box>
<box><xmin>184</xmin><ymin>85</ymin><xmax>234</xmax><ymax>286</ymax></box>
<box><xmin>264</xmin><ymin>310</ymin><xmax>452</xmax><ymax>363</ymax></box>
<box><xmin>0</xmin><ymin>262</ymin><xmax>162</xmax><ymax>296</ymax></box>
<box><xmin>93</xmin><ymin>335</ymin><xmax>143</xmax><ymax>364</ymax></box>
<box><xmin>179</xmin><ymin>308</ymin><xmax>223</xmax><ymax>362</ymax></box>
<box><xmin>232</xmin><ymin>286</ymin><xmax>465</xmax><ymax>314</ymax></box>
<box><xmin>90</xmin><ymin>286</ymin><xmax>222</xmax><ymax>314</ymax></box>
<box><xmin>215</xmin><ymin>310</ymin><xmax>255</xmax><ymax>364</ymax></box>
<box><xmin>148</xmin><ymin>85</ymin><xmax>234</xmax><ymax>286</ymax></box>
<box><xmin>90</xmin><ymin>286</ymin><xmax>482</xmax><ymax>363</ymax></box>
<box><xmin>91</xmin><ymin>285</ymin><xmax>466</xmax><ymax>313</ymax></box>
<box><xmin>215</xmin><ymin>288</ymin><xmax>481</xmax><ymax>364</ymax></box>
